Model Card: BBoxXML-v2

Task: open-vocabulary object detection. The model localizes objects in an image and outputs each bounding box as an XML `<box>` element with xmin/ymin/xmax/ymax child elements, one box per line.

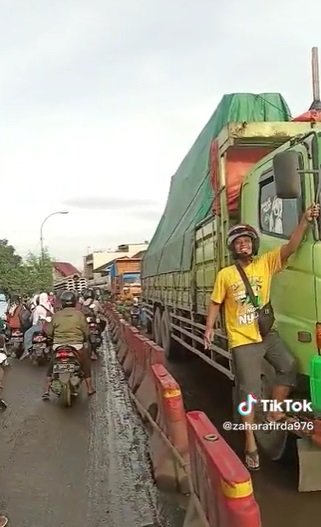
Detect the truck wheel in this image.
<box><xmin>153</xmin><ymin>307</ymin><xmax>162</xmax><ymax>346</ymax></box>
<box><xmin>161</xmin><ymin>311</ymin><xmax>177</xmax><ymax>360</ymax></box>
<box><xmin>254</xmin><ymin>359</ymin><xmax>288</xmax><ymax>461</ymax></box>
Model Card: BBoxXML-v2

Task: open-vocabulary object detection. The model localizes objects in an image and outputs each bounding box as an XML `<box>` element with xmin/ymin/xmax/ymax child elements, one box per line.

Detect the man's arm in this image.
<box><xmin>280</xmin><ymin>203</ymin><xmax>320</xmax><ymax>266</ymax></box>
<box><xmin>204</xmin><ymin>270</ymin><xmax>226</xmax><ymax>349</ymax></box>
<box><xmin>79</xmin><ymin>313</ymin><xmax>89</xmax><ymax>340</ymax></box>
<box><xmin>204</xmin><ymin>302</ymin><xmax>221</xmax><ymax>348</ymax></box>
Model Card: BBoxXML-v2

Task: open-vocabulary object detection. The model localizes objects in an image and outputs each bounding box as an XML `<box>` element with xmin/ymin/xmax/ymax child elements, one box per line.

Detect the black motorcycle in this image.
<box><xmin>50</xmin><ymin>345</ymin><xmax>83</xmax><ymax>407</ymax></box>
<box><xmin>86</xmin><ymin>314</ymin><xmax>103</xmax><ymax>355</ymax></box>
<box><xmin>30</xmin><ymin>331</ymin><xmax>51</xmax><ymax>365</ymax></box>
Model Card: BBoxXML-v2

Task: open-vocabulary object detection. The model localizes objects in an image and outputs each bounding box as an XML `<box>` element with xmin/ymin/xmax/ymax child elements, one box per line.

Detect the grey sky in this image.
<box><xmin>0</xmin><ymin>0</ymin><xmax>319</xmax><ymax>267</ymax></box>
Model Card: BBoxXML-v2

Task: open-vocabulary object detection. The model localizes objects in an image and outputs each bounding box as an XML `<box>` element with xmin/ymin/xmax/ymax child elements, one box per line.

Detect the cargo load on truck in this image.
<box><xmin>142</xmin><ymin>93</ymin><xmax>291</xmax><ymax>278</ymax></box>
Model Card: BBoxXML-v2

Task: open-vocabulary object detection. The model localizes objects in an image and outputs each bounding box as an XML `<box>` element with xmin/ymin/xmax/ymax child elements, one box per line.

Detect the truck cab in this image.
<box><xmin>242</xmin><ymin>131</ymin><xmax>321</xmax><ymax>380</ymax></box>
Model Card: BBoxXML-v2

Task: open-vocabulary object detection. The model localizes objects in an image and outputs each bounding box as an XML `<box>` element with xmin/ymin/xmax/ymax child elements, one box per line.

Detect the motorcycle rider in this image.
<box><xmin>0</xmin><ymin>333</ymin><xmax>8</xmax><ymax>410</ymax></box>
<box><xmin>6</xmin><ymin>295</ymin><xmax>23</xmax><ymax>333</ymax></box>
<box><xmin>42</xmin><ymin>290</ymin><xmax>95</xmax><ymax>400</ymax></box>
<box><xmin>82</xmin><ymin>288</ymin><xmax>106</xmax><ymax>359</ymax></box>
<box><xmin>19</xmin><ymin>295</ymin><xmax>33</xmax><ymax>333</ymax></box>
<box><xmin>21</xmin><ymin>293</ymin><xmax>53</xmax><ymax>360</ymax></box>
<box><xmin>83</xmin><ymin>288</ymin><xmax>104</xmax><ymax>317</ymax></box>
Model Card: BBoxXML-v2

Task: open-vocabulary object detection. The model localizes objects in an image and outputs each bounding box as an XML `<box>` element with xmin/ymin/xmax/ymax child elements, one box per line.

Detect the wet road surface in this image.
<box><xmin>167</xmin><ymin>353</ymin><xmax>321</xmax><ymax>527</ymax></box>
<box><xmin>0</xmin><ymin>333</ymin><xmax>182</xmax><ymax>527</ymax></box>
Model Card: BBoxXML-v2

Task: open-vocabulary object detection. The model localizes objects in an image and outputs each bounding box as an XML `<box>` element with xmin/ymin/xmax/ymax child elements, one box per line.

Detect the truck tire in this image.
<box><xmin>153</xmin><ymin>307</ymin><xmax>162</xmax><ymax>346</ymax></box>
<box><xmin>254</xmin><ymin>359</ymin><xmax>288</xmax><ymax>461</ymax></box>
<box><xmin>161</xmin><ymin>311</ymin><xmax>176</xmax><ymax>360</ymax></box>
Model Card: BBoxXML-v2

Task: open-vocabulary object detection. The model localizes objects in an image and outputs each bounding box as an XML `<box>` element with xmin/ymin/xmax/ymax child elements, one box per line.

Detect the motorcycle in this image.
<box><xmin>11</xmin><ymin>328</ymin><xmax>23</xmax><ymax>345</ymax></box>
<box><xmin>86</xmin><ymin>314</ymin><xmax>102</xmax><ymax>356</ymax></box>
<box><xmin>0</xmin><ymin>347</ymin><xmax>9</xmax><ymax>369</ymax></box>
<box><xmin>50</xmin><ymin>345</ymin><xmax>83</xmax><ymax>407</ymax></box>
<box><xmin>8</xmin><ymin>327</ymin><xmax>23</xmax><ymax>358</ymax></box>
<box><xmin>0</xmin><ymin>343</ymin><xmax>9</xmax><ymax>410</ymax></box>
<box><xmin>130</xmin><ymin>306</ymin><xmax>140</xmax><ymax>327</ymax></box>
<box><xmin>30</xmin><ymin>332</ymin><xmax>51</xmax><ymax>364</ymax></box>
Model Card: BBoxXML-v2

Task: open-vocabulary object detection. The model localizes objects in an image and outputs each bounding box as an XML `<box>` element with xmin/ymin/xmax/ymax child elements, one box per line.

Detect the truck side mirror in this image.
<box><xmin>272</xmin><ymin>151</ymin><xmax>301</xmax><ymax>199</ymax></box>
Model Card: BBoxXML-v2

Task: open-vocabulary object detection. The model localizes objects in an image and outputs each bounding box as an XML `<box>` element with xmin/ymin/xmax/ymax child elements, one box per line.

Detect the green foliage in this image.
<box><xmin>0</xmin><ymin>240</ymin><xmax>53</xmax><ymax>296</ymax></box>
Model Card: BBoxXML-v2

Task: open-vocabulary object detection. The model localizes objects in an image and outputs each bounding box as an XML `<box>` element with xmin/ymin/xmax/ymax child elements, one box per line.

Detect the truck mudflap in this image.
<box><xmin>257</xmin><ymin>414</ymin><xmax>321</xmax><ymax>491</ymax></box>
<box><xmin>297</xmin><ymin>418</ymin><xmax>321</xmax><ymax>491</ymax></box>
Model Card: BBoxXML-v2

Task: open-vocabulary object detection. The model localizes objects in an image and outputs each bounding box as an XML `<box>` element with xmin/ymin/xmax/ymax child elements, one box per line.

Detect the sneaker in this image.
<box><xmin>0</xmin><ymin>399</ymin><xmax>7</xmax><ymax>410</ymax></box>
<box><xmin>0</xmin><ymin>515</ymin><xmax>8</xmax><ymax>527</ymax></box>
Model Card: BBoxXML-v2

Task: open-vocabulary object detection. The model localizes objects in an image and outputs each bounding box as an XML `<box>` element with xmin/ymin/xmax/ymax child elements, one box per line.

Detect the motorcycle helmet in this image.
<box><xmin>227</xmin><ymin>224</ymin><xmax>260</xmax><ymax>258</ymax></box>
<box><xmin>60</xmin><ymin>290</ymin><xmax>77</xmax><ymax>308</ymax></box>
<box><xmin>83</xmin><ymin>288</ymin><xmax>94</xmax><ymax>301</ymax></box>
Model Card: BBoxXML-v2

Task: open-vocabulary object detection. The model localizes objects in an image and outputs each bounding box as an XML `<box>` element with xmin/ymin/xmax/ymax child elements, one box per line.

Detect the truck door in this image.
<box><xmin>242</xmin><ymin>144</ymin><xmax>317</xmax><ymax>376</ymax></box>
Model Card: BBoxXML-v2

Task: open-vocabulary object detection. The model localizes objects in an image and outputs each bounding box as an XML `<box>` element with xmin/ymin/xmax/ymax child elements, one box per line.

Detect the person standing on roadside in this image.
<box><xmin>204</xmin><ymin>203</ymin><xmax>320</xmax><ymax>471</ymax></box>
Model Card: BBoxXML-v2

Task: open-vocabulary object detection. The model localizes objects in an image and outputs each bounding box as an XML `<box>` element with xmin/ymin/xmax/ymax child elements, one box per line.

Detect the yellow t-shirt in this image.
<box><xmin>211</xmin><ymin>248</ymin><xmax>283</xmax><ymax>349</ymax></box>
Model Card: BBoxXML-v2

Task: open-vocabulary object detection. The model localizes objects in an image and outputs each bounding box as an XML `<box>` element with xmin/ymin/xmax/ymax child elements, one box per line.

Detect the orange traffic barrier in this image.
<box><xmin>122</xmin><ymin>325</ymin><xmax>139</xmax><ymax>377</ymax></box>
<box><xmin>135</xmin><ymin>340</ymin><xmax>165</xmax><ymax>419</ymax></box>
<box><xmin>149</xmin><ymin>363</ymin><xmax>190</xmax><ymax>494</ymax></box>
<box><xmin>128</xmin><ymin>333</ymin><xmax>150</xmax><ymax>392</ymax></box>
<box><xmin>184</xmin><ymin>411</ymin><xmax>262</xmax><ymax>527</ymax></box>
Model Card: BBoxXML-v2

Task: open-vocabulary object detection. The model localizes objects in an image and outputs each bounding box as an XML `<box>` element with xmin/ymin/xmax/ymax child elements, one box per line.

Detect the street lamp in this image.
<box><xmin>40</xmin><ymin>211</ymin><xmax>69</xmax><ymax>261</ymax></box>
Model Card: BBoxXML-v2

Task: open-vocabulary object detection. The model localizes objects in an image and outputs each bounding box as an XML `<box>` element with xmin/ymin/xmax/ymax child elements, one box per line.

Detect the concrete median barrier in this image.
<box><xmin>104</xmin><ymin>305</ymin><xmax>262</xmax><ymax>526</ymax></box>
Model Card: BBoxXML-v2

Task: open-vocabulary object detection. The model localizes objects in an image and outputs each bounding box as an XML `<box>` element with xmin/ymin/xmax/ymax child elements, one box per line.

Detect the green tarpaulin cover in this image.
<box><xmin>142</xmin><ymin>93</ymin><xmax>291</xmax><ymax>278</ymax></box>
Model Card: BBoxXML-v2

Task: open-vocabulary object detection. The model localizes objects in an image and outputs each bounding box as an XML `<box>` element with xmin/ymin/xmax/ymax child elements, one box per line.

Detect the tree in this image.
<box><xmin>0</xmin><ymin>240</ymin><xmax>53</xmax><ymax>296</ymax></box>
<box><xmin>0</xmin><ymin>239</ymin><xmax>23</xmax><ymax>295</ymax></box>
<box><xmin>23</xmin><ymin>252</ymin><xmax>53</xmax><ymax>294</ymax></box>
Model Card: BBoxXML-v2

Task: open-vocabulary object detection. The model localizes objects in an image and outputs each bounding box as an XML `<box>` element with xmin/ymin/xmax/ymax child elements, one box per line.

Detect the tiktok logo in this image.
<box><xmin>237</xmin><ymin>393</ymin><xmax>258</xmax><ymax>416</ymax></box>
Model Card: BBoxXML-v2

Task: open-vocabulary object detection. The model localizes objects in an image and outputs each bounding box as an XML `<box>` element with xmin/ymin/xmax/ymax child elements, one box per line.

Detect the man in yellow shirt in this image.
<box><xmin>204</xmin><ymin>203</ymin><xmax>320</xmax><ymax>471</ymax></box>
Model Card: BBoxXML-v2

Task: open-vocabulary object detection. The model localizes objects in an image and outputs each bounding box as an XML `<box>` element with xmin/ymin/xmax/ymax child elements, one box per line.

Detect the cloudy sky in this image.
<box><xmin>0</xmin><ymin>0</ymin><xmax>320</xmax><ymax>267</ymax></box>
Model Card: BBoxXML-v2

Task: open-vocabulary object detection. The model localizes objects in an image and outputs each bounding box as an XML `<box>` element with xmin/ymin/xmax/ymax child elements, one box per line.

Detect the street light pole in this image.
<box><xmin>40</xmin><ymin>211</ymin><xmax>69</xmax><ymax>262</ymax></box>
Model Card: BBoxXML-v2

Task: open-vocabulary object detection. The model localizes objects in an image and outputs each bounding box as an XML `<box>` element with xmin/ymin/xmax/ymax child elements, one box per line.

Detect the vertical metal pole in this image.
<box><xmin>312</xmin><ymin>47</ymin><xmax>320</xmax><ymax>102</ymax></box>
<box><xmin>310</xmin><ymin>47</ymin><xmax>321</xmax><ymax>110</ymax></box>
<box><xmin>40</xmin><ymin>224</ymin><xmax>44</xmax><ymax>263</ymax></box>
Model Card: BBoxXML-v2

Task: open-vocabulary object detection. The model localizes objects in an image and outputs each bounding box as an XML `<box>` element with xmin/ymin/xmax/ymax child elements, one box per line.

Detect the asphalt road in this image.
<box><xmin>0</xmin><ymin>335</ymin><xmax>181</xmax><ymax>527</ymax></box>
<box><xmin>167</xmin><ymin>353</ymin><xmax>321</xmax><ymax>527</ymax></box>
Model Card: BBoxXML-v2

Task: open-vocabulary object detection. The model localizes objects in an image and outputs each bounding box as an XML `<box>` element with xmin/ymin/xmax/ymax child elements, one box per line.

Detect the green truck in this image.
<box><xmin>141</xmin><ymin>91</ymin><xmax>321</xmax><ymax>489</ymax></box>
